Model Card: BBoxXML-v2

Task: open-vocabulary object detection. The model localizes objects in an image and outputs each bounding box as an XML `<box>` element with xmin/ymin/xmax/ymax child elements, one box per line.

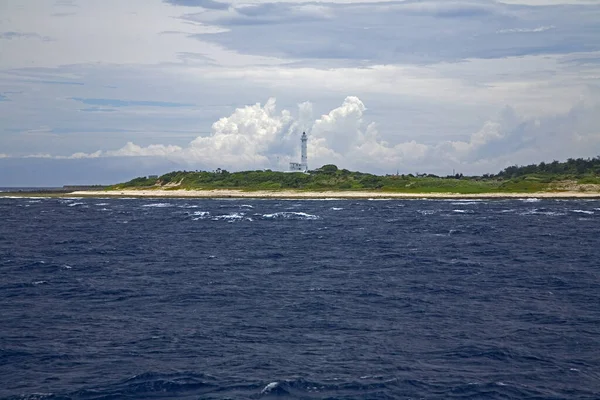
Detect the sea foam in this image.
<box><xmin>142</xmin><ymin>203</ymin><xmax>173</xmax><ymax>208</ymax></box>
<box><xmin>262</xmin><ymin>212</ymin><xmax>320</xmax><ymax>220</ymax></box>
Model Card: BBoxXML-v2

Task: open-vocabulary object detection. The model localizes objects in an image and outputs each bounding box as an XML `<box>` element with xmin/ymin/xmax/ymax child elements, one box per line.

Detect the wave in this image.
<box><xmin>417</xmin><ymin>210</ymin><xmax>436</xmax><ymax>215</ymax></box>
<box><xmin>142</xmin><ymin>203</ymin><xmax>173</xmax><ymax>208</ymax></box>
<box><xmin>262</xmin><ymin>212</ymin><xmax>320</xmax><ymax>220</ymax></box>
<box><xmin>571</xmin><ymin>209</ymin><xmax>594</xmax><ymax>215</ymax></box>
<box><xmin>519</xmin><ymin>208</ymin><xmax>566</xmax><ymax>216</ymax></box>
<box><xmin>212</xmin><ymin>213</ymin><xmax>252</xmax><ymax>221</ymax></box>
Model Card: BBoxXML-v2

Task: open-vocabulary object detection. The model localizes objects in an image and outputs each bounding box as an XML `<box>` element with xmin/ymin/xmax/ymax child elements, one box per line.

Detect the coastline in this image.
<box><xmin>57</xmin><ymin>189</ymin><xmax>600</xmax><ymax>199</ymax></box>
<box><xmin>3</xmin><ymin>188</ymin><xmax>600</xmax><ymax>199</ymax></box>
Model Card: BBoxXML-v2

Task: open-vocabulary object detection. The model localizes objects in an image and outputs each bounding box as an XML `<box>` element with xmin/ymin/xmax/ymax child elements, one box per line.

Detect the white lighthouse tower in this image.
<box><xmin>300</xmin><ymin>132</ymin><xmax>308</xmax><ymax>170</ymax></box>
<box><xmin>289</xmin><ymin>131</ymin><xmax>308</xmax><ymax>172</ymax></box>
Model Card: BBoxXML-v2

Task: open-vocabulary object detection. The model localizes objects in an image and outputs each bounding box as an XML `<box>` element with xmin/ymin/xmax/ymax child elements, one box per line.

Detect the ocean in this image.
<box><xmin>1</xmin><ymin>196</ymin><xmax>599</xmax><ymax>399</ymax></box>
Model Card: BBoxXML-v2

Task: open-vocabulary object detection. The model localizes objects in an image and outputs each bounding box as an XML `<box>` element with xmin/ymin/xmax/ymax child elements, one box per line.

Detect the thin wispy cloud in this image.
<box><xmin>0</xmin><ymin>31</ymin><xmax>52</xmax><ymax>41</ymax></box>
<box><xmin>71</xmin><ymin>98</ymin><xmax>195</xmax><ymax>108</ymax></box>
<box><xmin>496</xmin><ymin>25</ymin><xmax>556</xmax><ymax>34</ymax></box>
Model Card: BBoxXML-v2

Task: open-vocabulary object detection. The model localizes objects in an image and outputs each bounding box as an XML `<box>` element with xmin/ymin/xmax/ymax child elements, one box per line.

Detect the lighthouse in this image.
<box><xmin>289</xmin><ymin>132</ymin><xmax>308</xmax><ymax>172</ymax></box>
<box><xmin>300</xmin><ymin>132</ymin><xmax>308</xmax><ymax>171</ymax></box>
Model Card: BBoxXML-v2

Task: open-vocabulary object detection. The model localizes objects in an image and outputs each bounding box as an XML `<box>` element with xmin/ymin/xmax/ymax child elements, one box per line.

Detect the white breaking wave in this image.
<box><xmin>261</xmin><ymin>382</ymin><xmax>279</xmax><ymax>394</ymax></box>
<box><xmin>519</xmin><ymin>209</ymin><xmax>566</xmax><ymax>216</ymax></box>
<box><xmin>211</xmin><ymin>213</ymin><xmax>252</xmax><ymax>221</ymax></box>
<box><xmin>142</xmin><ymin>203</ymin><xmax>173</xmax><ymax>208</ymax></box>
<box><xmin>453</xmin><ymin>209</ymin><xmax>474</xmax><ymax>213</ymax></box>
<box><xmin>520</xmin><ymin>198</ymin><xmax>541</xmax><ymax>203</ymax></box>
<box><xmin>67</xmin><ymin>202</ymin><xmax>86</xmax><ymax>207</ymax></box>
<box><xmin>417</xmin><ymin>210</ymin><xmax>436</xmax><ymax>215</ymax></box>
<box><xmin>331</xmin><ymin>207</ymin><xmax>344</xmax><ymax>211</ymax></box>
<box><xmin>262</xmin><ymin>212</ymin><xmax>320</xmax><ymax>220</ymax></box>
<box><xmin>571</xmin><ymin>210</ymin><xmax>594</xmax><ymax>215</ymax></box>
<box><xmin>191</xmin><ymin>211</ymin><xmax>210</xmax><ymax>220</ymax></box>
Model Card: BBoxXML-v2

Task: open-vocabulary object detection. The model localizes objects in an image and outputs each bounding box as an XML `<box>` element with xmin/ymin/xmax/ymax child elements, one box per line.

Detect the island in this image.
<box><xmin>3</xmin><ymin>157</ymin><xmax>600</xmax><ymax>199</ymax></box>
<box><xmin>67</xmin><ymin>157</ymin><xmax>600</xmax><ymax>199</ymax></box>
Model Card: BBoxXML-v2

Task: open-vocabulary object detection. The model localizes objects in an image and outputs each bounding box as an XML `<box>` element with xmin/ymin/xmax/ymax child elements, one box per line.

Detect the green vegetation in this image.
<box><xmin>113</xmin><ymin>157</ymin><xmax>600</xmax><ymax>193</ymax></box>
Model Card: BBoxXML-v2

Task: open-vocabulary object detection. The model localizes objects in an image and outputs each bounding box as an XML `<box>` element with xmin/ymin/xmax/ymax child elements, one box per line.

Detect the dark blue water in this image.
<box><xmin>2</xmin><ymin>196</ymin><xmax>600</xmax><ymax>399</ymax></box>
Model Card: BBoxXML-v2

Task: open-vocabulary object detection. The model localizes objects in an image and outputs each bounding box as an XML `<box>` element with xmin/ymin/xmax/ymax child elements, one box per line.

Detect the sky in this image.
<box><xmin>1</xmin><ymin>0</ymin><xmax>599</xmax><ymax>186</ymax></box>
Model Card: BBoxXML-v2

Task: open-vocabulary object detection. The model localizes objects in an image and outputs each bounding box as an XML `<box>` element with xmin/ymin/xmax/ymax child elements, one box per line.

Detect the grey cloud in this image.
<box><xmin>397</xmin><ymin>1</ymin><xmax>500</xmax><ymax>18</ymax></box>
<box><xmin>70</xmin><ymin>97</ymin><xmax>195</xmax><ymax>108</ymax></box>
<box><xmin>164</xmin><ymin>0</ymin><xmax>229</xmax><ymax>10</ymax></box>
<box><xmin>454</xmin><ymin>101</ymin><xmax>600</xmax><ymax>171</ymax></box>
<box><xmin>183</xmin><ymin>0</ymin><xmax>600</xmax><ymax>64</ymax></box>
<box><xmin>0</xmin><ymin>32</ymin><xmax>52</xmax><ymax>41</ymax></box>
<box><xmin>52</xmin><ymin>12</ymin><xmax>77</xmax><ymax>17</ymax></box>
<box><xmin>0</xmin><ymin>157</ymin><xmax>182</xmax><ymax>187</ymax></box>
<box><xmin>55</xmin><ymin>0</ymin><xmax>78</xmax><ymax>7</ymax></box>
<box><xmin>80</xmin><ymin>107</ymin><xmax>117</xmax><ymax>113</ymax></box>
<box><xmin>181</xmin><ymin>3</ymin><xmax>332</xmax><ymax>27</ymax></box>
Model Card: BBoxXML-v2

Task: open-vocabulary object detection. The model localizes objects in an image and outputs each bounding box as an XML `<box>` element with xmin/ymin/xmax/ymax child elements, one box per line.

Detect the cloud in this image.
<box><xmin>496</xmin><ymin>26</ymin><xmax>556</xmax><ymax>34</ymax></box>
<box><xmin>80</xmin><ymin>107</ymin><xmax>117</xmax><ymax>113</ymax></box>
<box><xmin>0</xmin><ymin>154</ymin><xmax>8</xmax><ymax>159</ymax></box>
<box><xmin>67</xmin><ymin>143</ymin><xmax>183</xmax><ymax>159</ymax></box>
<box><xmin>498</xmin><ymin>0</ymin><xmax>598</xmax><ymax>4</ymax></box>
<box><xmin>71</xmin><ymin>98</ymin><xmax>195</xmax><ymax>108</ymax></box>
<box><xmin>398</xmin><ymin>1</ymin><xmax>499</xmax><ymax>18</ymax></box>
<box><xmin>40</xmin><ymin>94</ymin><xmax>599</xmax><ymax>176</ymax></box>
<box><xmin>182</xmin><ymin>3</ymin><xmax>333</xmax><ymax>27</ymax></box>
<box><xmin>164</xmin><ymin>0</ymin><xmax>229</xmax><ymax>10</ymax></box>
<box><xmin>184</xmin><ymin>97</ymin><xmax>295</xmax><ymax>168</ymax></box>
<box><xmin>23</xmin><ymin>153</ymin><xmax>53</xmax><ymax>159</ymax></box>
<box><xmin>106</xmin><ymin>142</ymin><xmax>183</xmax><ymax>157</ymax></box>
<box><xmin>1</xmin><ymin>0</ymin><xmax>599</xmax><ymax>186</ymax></box>
<box><xmin>181</xmin><ymin>0</ymin><xmax>600</xmax><ymax>64</ymax></box>
<box><xmin>0</xmin><ymin>31</ymin><xmax>52</xmax><ymax>41</ymax></box>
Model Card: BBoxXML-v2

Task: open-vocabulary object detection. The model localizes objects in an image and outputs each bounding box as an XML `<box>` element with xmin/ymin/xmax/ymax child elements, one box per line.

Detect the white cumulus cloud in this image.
<box><xmin>20</xmin><ymin>94</ymin><xmax>600</xmax><ymax>176</ymax></box>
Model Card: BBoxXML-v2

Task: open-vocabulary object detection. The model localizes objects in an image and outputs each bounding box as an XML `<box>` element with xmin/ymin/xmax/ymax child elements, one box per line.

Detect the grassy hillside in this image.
<box><xmin>113</xmin><ymin>158</ymin><xmax>600</xmax><ymax>193</ymax></box>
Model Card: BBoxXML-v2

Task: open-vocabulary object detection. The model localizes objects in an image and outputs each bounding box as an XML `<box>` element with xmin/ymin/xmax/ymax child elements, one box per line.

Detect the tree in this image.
<box><xmin>320</xmin><ymin>164</ymin><xmax>339</xmax><ymax>174</ymax></box>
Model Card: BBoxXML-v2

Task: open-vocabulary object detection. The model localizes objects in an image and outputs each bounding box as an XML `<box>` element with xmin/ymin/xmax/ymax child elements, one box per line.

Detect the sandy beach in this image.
<box><xmin>65</xmin><ymin>189</ymin><xmax>600</xmax><ymax>199</ymax></box>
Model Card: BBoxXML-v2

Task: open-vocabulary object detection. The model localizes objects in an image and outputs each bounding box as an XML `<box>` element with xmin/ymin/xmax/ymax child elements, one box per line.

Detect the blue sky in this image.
<box><xmin>1</xmin><ymin>0</ymin><xmax>599</xmax><ymax>186</ymax></box>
